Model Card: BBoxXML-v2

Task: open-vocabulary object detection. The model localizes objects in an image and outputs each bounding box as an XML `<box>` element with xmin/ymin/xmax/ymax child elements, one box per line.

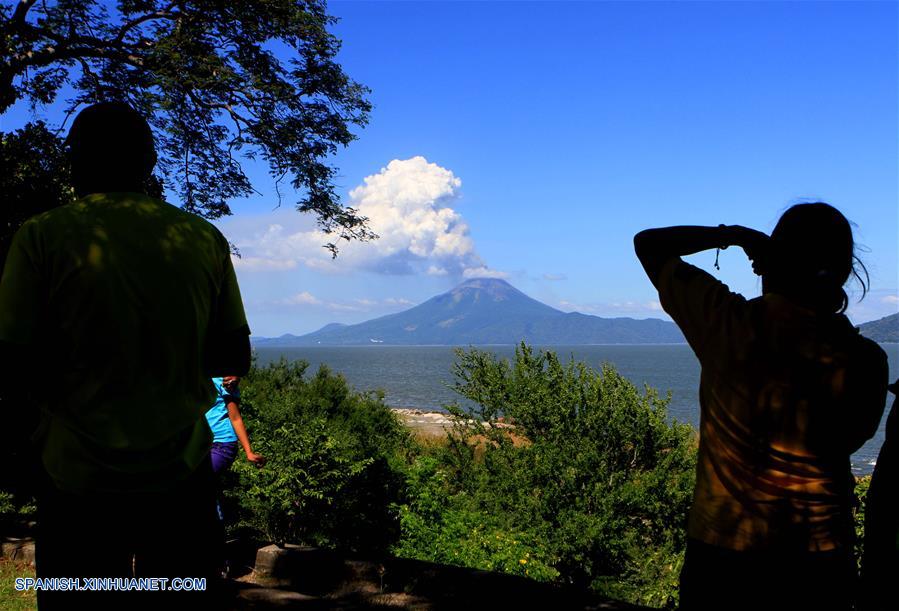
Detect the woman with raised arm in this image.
<box><xmin>634</xmin><ymin>203</ymin><xmax>888</xmax><ymax>611</ymax></box>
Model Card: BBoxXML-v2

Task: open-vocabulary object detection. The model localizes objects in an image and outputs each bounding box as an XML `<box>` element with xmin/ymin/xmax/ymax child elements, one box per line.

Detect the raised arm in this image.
<box><xmin>634</xmin><ymin>225</ymin><xmax>770</xmax><ymax>288</ymax></box>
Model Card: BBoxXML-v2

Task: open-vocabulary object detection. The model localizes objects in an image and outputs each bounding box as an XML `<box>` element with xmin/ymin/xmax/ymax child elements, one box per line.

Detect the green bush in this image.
<box><xmin>0</xmin><ymin>491</ymin><xmax>35</xmax><ymax>527</ymax></box>
<box><xmin>392</xmin><ymin>344</ymin><xmax>697</xmax><ymax>608</ymax></box>
<box><xmin>392</xmin><ymin>454</ymin><xmax>562</xmax><ymax>582</ymax></box>
<box><xmin>223</xmin><ymin>358</ymin><xmax>411</xmax><ymax>553</ymax></box>
<box><xmin>0</xmin><ymin>481</ymin><xmax>36</xmax><ymax>537</ymax></box>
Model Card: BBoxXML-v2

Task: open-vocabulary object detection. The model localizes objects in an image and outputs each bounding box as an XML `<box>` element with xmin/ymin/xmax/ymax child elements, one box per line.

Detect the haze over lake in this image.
<box><xmin>255</xmin><ymin>343</ymin><xmax>899</xmax><ymax>475</ymax></box>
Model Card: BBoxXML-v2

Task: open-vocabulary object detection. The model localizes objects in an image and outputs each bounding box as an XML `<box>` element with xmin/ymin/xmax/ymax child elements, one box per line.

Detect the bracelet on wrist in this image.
<box><xmin>717</xmin><ymin>224</ymin><xmax>730</xmax><ymax>250</ymax></box>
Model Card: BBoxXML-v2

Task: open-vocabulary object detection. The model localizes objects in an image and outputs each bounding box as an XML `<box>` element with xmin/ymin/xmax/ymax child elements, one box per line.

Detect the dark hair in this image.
<box><xmin>768</xmin><ymin>202</ymin><xmax>868</xmax><ymax>313</ymax></box>
<box><xmin>65</xmin><ymin>102</ymin><xmax>156</xmax><ymax>190</ymax></box>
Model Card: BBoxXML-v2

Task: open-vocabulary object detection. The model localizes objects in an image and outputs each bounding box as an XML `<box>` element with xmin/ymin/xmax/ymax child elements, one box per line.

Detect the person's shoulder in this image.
<box><xmin>833</xmin><ymin>316</ymin><xmax>889</xmax><ymax>370</ymax></box>
<box><xmin>854</xmin><ymin>332</ymin><xmax>888</xmax><ymax>365</ymax></box>
<box><xmin>7</xmin><ymin>203</ymin><xmax>78</xmax><ymax>248</ymax></box>
<box><xmin>144</xmin><ymin>195</ymin><xmax>230</xmax><ymax>249</ymax></box>
<box><xmin>659</xmin><ymin>257</ymin><xmax>702</xmax><ymax>284</ymax></box>
<box><xmin>660</xmin><ymin>258</ymin><xmax>733</xmax><ymax>292</ymax></box>
<box><xmin>150</xmin><ymin>196</ymin><xmax>217</xmax><ymax>228</ymax></box>
<box><xmin>661</xmin><ymin>258</ymin><xmax>747</xmax><ymax>309</ymax></box>
<box><xmin>18</xmin><ymin>198</ymin><xmax>84</xmax><ymax>228</ymax></box>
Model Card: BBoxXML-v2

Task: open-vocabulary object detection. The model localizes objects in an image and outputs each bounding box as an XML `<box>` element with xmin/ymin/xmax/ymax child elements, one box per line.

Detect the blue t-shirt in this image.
<box><xmin>204</xmin><ymin>378</ymin><xmax>238</xmax><ymax>443</ymax></box>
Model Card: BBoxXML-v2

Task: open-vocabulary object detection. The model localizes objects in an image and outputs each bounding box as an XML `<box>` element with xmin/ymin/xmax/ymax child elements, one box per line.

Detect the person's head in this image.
<box><xmin>762</xmin><ymin>202</ymin><xmax>867</xmax><ymax>314</ymax></box>
<box><xmin>65</xmin><ymin>102</ymin><xmax>156</xmax><ymax>197</ymax></box>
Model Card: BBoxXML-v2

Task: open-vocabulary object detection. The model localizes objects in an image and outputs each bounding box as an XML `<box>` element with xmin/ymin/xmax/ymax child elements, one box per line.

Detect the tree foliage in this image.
<box><xmin>394</xmin><ymin>344</ymin><xmax>698</xmax><ymax>608</ymax></box>
<box><xmin>223</xmin><ymin>358</ymin><xmax>411</xmax><ymax>552</ymax></box>
<box><xmin>0</xmin><ymin>121</ymin><xmax>72</xmax><ymax>270</ymax></box>
<box><xmin>1</xmin><ymin>0</ymin><xmax>374</xmax><ymax>254</ymax></box>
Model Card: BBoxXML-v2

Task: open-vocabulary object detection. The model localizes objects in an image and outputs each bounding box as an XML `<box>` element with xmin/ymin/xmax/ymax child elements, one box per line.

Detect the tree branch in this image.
<box><xmin>7</xmin><ymin>0</ymin><xmax>38</xmax><ymax>31</ymax></box>
<box><xmin>7</xmin><ymin>17</ymin><xmax>148</xmax><ymax>72</ymax></box>
<box><xmin>76</xmin><ymin>56</ymin><xmax>103</xmax><ymax>98</ymax></box>
<box><xmin>114</xmin><ymin>3</ymin><xmax>182</xmax><ymax>45</ymax></box>
<box><xmin>184</xmin><ymin>88</ymin><xmax>252</xmax><ymax>130</ymax></box>
<box><xmin>13</xmin><ymin>44</ymin><xmax>144</xmax><ymax>71</ymax></box>
<box><xmin>1</xmin><ymin>0</ymin><xmax>374</xmax><ymax>254</ymax></box>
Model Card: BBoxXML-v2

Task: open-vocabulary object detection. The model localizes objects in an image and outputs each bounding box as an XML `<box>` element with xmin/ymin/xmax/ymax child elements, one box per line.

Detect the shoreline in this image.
<box><xmin>391</xmin><ymin>407</ymin><xmax>516</xmax><ymax>438</ymax></box>
<box><xmin>391</xmin><ymin>407</ymin><xmax>456</xmax><ymax>438</ymax></box>
<box><xmin>389</xmin><ymin>407</ymin><xmax>880</xmax><ymax>475</ymax></box>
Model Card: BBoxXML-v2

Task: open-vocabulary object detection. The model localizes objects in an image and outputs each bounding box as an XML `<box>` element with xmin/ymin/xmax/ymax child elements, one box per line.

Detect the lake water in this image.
<box><xmin>254</xmin><ymin>343</ymin><xmax>899</xmax><ymax>475</ymax></box>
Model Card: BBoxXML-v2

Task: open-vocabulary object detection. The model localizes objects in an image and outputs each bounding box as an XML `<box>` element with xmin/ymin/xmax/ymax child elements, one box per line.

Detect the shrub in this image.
<box><xmin>392</xmin><ymin>454</ymin><xmax>561</xmax><ymax>582</ymax></box>
<box><xmin>0</xmin><ymin>491</ymin><xmax>35</xmax><ymax>531</ymax></box>
<box><xmin>393</xmin><ymin>344</ymin><xmax>697</xmax><ymax>608</ymax></box>
<box><xmin>223</xmin><ymin>358</ymin><xmax>411</xmax><ymax>553</ymax></box>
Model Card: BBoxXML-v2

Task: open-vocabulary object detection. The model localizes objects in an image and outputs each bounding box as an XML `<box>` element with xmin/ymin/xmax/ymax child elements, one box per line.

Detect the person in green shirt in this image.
<box><xmin>0</xmin><ymin>102</ymin><xmax>251</xmax><ymax>608</ymax></box>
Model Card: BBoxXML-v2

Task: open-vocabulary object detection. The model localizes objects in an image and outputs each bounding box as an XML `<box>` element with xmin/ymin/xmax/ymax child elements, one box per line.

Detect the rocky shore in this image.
<box><xmin>391</xmin><ymin>408</ymin><xmax>455</xmax><ymax>438</ymax></box>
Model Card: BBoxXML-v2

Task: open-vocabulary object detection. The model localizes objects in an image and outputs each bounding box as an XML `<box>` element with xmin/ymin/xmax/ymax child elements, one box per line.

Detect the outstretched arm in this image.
<box><xmin>634</xmin><ymin>225</ymin><xmax>770</xmax><ymax>288</ymax></box>
<box><xmin>226</xmin><ymin>400</ymin><xmax>266</xmax><ymax>466</ymax></box>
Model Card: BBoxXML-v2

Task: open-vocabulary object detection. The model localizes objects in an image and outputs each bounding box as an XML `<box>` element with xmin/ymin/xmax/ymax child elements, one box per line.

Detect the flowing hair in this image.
<box><xmin>769</xmin><ymin>202</ymin><xmax>868</xmax><ymax>314</ymax></box>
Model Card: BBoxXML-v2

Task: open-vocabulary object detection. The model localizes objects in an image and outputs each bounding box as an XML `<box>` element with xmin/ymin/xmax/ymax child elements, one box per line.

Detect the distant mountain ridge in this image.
<box><xmin>858</xmin><ymin>312</ymin><xmax>899</xmax><ymax>343</ymax></box>
<box><xmin>253</xmin><ymin>278</ymin><xmax>685</xmax><ymax>346</ymax></box>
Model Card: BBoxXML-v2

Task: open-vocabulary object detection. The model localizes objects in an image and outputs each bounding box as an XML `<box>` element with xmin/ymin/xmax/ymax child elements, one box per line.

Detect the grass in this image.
<box><xmin>0</xmin><ymin>558</ymin><xmax>36</xmax><ymax>611</ymax></box>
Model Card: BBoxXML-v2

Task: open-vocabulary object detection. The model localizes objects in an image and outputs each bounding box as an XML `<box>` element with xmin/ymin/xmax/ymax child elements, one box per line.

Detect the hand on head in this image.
<box><xmin>731</xmin><ymin>226</ymin><xmax>771</xmax><ymax>276</ymax></box>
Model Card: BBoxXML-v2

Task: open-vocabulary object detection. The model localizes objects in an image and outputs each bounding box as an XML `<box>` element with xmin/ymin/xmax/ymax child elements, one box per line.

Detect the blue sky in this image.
<box><xmin>4</xmin><ymin>1</ymin><xmax>897</xmax><ymax>336</ymax></box>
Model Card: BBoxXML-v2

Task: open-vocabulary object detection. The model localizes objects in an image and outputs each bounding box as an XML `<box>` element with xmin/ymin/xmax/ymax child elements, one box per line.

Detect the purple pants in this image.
<box><xmin>211</xmin><ymin>441</ymin><xmax>238</xmax><ymax>474</ymax></box>
<box><xmin>210</xmin><ymin>442</ymin><xmax>238</xmax><ymax>525</ymax></box>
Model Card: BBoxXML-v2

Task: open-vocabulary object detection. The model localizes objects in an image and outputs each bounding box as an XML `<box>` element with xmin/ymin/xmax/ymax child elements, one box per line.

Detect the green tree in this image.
<box><xmin>224</xmin><ymin>359</ymin><xmax>411</xmax><ymax>552</ymax></box>
<box><xmin>1</xmin><ymin>0</ymin><xmax>374</xmax><ymax>255</ymax></box>
<box><xmin>395</xmin><ymin>344</ymin><xmax>697</xmax><ymax>608</ymax></box>
<box><xmin>0</xmin><ymin>121</ymin><xmax>71</xmax><ymax>270</ymax></box>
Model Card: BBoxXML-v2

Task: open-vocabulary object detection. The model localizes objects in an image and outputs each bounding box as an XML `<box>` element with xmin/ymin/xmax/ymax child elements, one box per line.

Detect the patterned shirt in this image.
<box><xmin>657</xmin><ymin>258</ymin><xmax>887</xmax><ymax>551</ymax></box>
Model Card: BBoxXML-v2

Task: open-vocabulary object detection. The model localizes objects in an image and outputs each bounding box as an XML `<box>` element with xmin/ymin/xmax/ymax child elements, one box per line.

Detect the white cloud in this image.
<box><xmin>385</xmin><ymin>297</ymin><xmax>416</xmax><ymax>307</ymax></box>
<box><xmin>231</xmin><ymin>255</ymin><xmax>297</xmax><ymax>271</ymax></box>
<box><xmin>272</xmin><ymin>293</ymin><xmax>416</xmax><ymax>313</ymax></box>
<box><xmin>557</xmin><ymin>299</ymin><xmax>668</xmax><ymax>318</ymax></box>
<box><xmin>238</xmin><ymin>157</ymin><xmax>505</xmax><ymax>279</ymax></box>
<box><xmin>881</xmin><ymin>295</ymin><xmax>899</xmax><ymax>305</ymax></box>
<box><xmin>543</xmin><ymin>273</ymin><xmax>567</xmax><ymax>281</ymax></box>
<box><xmin>279</xmin><ymin>291</ymin><xmax>321</xmax><ymax>306</ymax></box>
<box><xmin>558</xmin><ymin>300</ymin><xmax>598</xmax><ymax>313</ymax></box>
<box><xmin>463</xmin><ymin>266</ymin><xmax>510</xmax><ymax>279</ymax></box>
<box><xmin>327</xmin><ymin>302</ymin><xmax>365</xmax><ymax>312</ymax></box>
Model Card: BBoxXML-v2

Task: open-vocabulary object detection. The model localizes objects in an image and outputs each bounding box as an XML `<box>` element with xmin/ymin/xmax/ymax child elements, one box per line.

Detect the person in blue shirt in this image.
<box><xmin>206</xmin><ymin>376</ymin><xmax>264</xmax><ymax>579</ymax></box>
<box><xmin>206</xmin><ymin>376</ymin><xmax>266</xmax><ymax>474</ymax></box>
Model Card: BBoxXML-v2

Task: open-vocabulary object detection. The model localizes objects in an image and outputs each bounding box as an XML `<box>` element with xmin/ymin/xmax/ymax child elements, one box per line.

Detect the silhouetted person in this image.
<box><xmin>860</xmin><ymin>380</ymin><xmax>898</xmax><ymax>611</ymax></box>
<box><xmin>634</xmin><ymin>203</ymin><xmax>888</xmax><ymax>611</ymax></box>
<box><xmin>0</xmin><ymin>102</ymin><xmax>251</xmax><ymax>609</ymax></box>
